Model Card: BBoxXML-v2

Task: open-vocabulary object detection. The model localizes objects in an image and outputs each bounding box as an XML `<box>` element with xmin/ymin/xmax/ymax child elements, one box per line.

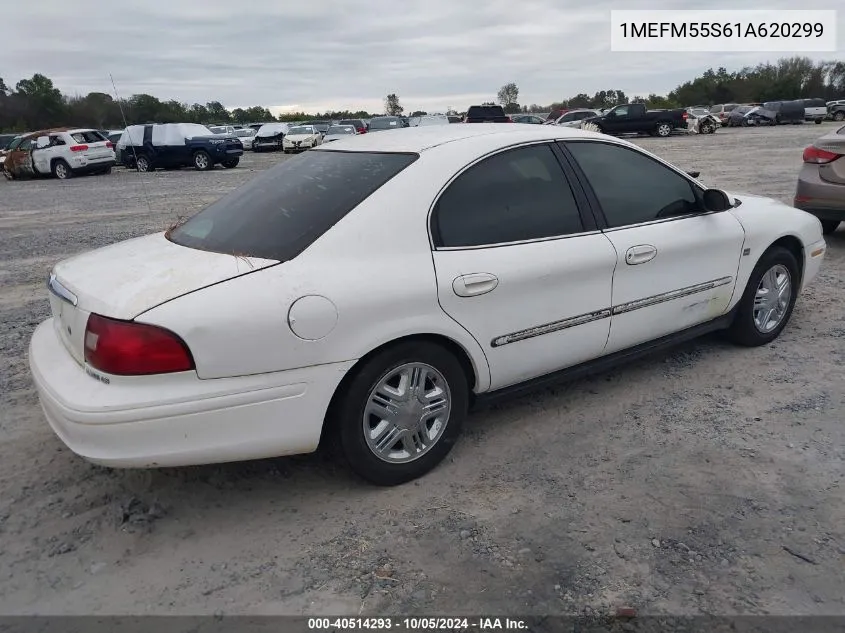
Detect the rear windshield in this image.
<box><xmin>168</xmin><ymin>151</ymin><xmax>418</xmax><ymax>261</ymax></box>
<box><xmin>763</xmin><ymin>102</ymin><xmax>781</xmax><ymax>110</ymax></box>
<box><xmin>467</xmin><ymin>106</ymin><xmax>505</xmax><ymax>117</ymax></box>
<box><xmin>70</xmin><ymin>130</ymin><xmax>107</xmax><ymax>143</ymax></box>
<box><xmin>369</xmin><ymin>117</ymin><xmax>402</xmax><ymax>129</ymax></box>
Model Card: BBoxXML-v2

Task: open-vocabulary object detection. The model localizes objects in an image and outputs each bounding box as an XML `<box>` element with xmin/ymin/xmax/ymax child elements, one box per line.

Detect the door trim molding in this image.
<box><xmin>489</xmin><ymin>276</ymin><xmax>733</xmax><ymax>347</ymax></box>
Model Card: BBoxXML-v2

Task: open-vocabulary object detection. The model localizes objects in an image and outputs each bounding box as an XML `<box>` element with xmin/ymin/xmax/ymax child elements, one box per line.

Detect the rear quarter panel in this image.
<box><xmin>137</xmin><ymin>151</ymin><xmax>496</xmax><ymax>391</ymax></box>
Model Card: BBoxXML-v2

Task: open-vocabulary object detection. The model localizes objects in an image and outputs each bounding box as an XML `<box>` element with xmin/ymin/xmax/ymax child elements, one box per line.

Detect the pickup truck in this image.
<box><xmin>581</xmin><ymin>103</ymin><xmax>688</xmax><ymax>137</ymax></box>
<box><xmin>464</xmin><ymin>105</ymin><xmax>512</xmax><ymax>123</ymax></box>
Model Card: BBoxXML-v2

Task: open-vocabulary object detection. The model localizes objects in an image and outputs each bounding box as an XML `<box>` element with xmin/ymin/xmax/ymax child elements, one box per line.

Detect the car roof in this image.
<box><xmin>314</xmin><ymin>123</ymin><xmax>605</xmax><ymax>153</ymax></box>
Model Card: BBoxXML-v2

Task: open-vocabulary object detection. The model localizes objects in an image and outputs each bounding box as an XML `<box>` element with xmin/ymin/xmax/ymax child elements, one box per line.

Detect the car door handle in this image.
<box><xmin>453</xmin><ymin>273</ymin><xmax>499</xmax><ymax>297</ymax></box>
<box><xmin>625</xmin><ymin>244</ymin><xmax>657</xmax><ymax>265</ymax></box>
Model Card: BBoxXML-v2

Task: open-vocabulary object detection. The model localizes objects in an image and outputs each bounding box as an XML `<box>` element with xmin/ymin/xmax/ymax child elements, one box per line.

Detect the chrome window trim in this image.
<box><xmin>490</xmin><ymin>276</ymin><xmax>733</xmax><ymax>348</ymax></box>
<box><xmin>434</xmin><ymin>229</ymin><xmax>602</xmax><ymax>251</ymax></box>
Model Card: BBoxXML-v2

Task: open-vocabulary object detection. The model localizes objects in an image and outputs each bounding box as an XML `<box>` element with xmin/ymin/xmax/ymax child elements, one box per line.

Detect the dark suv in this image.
<box><xmin>464</xmin><ymin>105</ymin><xmax>511</xmax><ymax>123</ymax></box>
<box><xmin>120</xmin><ymin>123</ymin><xmax>243</xmax><ymax>172</ymax></box>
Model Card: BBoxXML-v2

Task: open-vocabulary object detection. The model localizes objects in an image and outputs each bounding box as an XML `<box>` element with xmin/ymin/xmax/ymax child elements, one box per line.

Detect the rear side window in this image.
<box><xmin>724</xmin><ymin>104</ymin><xmax>738</xmax><ymax>112</ymax></box>
<box><xmin>70</xmin><ymin>130</ymin><xmax>107</xmax><ymax>143</ymax></box>
<box><xmin>805</xmin><ymin>98</ymin><xmax>826</xmax><ymax>107</ymax></box>
<box><xmin>432</xmin><ymin>144</ymin><xmax>584</xmax><ymax>248</ymax></box>
<box><xmin>168</xmin><ymin>151</ymin><xmax>418</xmax><ymax>261</ymax></box>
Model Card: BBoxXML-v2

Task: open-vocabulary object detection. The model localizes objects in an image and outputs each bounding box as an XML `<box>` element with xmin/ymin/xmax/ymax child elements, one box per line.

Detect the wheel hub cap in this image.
<box><xmin>753</xmin><ymin>264</ymin><xmax>791</xmax><ymax>333</ymax></box>
<box><xmin>363</xmin><ymin>362</ymin><xmax>451</xmax><ymax>464</ymax></box>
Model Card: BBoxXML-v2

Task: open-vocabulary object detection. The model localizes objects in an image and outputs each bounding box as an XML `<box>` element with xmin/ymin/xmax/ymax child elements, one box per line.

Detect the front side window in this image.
<box><xmin>168</xmin><ymin>151</ymin><xmax>417</xmax><ymax>262</ymax></box>
<box><xmin>565</xmin><ymin>141</ymin><xmax>699</xmax><ymax>228</ymax></box>
<box><xmin>432</xmin><ymin>144</ymin><xmax>584</xmax><ymax>248</ymax></box>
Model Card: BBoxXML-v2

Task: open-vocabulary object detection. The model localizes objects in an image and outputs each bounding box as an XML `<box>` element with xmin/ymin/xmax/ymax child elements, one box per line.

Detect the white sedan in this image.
<box><xmin>283</xmin><ymin>125</ymin><xmax>322</xmax><ymax>153</ymax></box>
<box><xmin>29</xmin><ymin>125</ymin><xmax>826</xmax><ymax>485</ymax></box>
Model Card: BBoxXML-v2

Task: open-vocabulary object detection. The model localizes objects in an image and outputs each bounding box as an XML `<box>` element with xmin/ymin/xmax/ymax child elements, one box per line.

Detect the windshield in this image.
<box><xmin>209</xmin><ymin>126</ymin><xmax>227</xmax><ymax>134</ymax></box>
<box><xmin>235</xmin><ymin>129</ymin><xmax>255</xmax><ymax>137</ymax></box>
<box><xmin>327</xmin><ymin>126</ymin><xmax>355</xmax><ymax>135</ymax></box>
<box><xmin>256</xmin><ymin>124</ymin><xmax>287</xmax><ymax>136</ymax></box>
<box><xmin>288</xmin><ymin>126</ymin><xmax>314</xmax><ymax>135</ymax></box>
<box><xmin>168</xmin><ymin>151</ymin><xmax>418</xmax><ymax>262</ymax></box>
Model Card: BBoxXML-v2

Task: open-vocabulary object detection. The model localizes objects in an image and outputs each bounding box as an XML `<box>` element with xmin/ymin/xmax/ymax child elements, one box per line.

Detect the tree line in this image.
<box><xmin>1</xmin><ymin>56</ymin><xmax>844</xmax><ymax>133</ymax></box>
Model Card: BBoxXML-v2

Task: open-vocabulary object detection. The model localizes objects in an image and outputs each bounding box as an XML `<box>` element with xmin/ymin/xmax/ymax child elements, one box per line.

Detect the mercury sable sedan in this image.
<box><xmin>30</xmin><ymin>125</ymin><xmax>826</xmax><ymax>486</ymax></box>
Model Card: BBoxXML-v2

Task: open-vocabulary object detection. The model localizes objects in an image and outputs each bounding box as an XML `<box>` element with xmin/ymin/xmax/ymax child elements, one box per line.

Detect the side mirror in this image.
<box><xmin>686</xmin><ymin>171</ymin><xmax>700</xmax><ymax>179</ymax></box>
<box><xmin>36</xmin><ymin>136</ymin><xmax>50</xmax><ymax>148</ymax></box>
<box><xmin>702</xmin><ymin>188</ymin><xmax>732</xmax><ymax>212</ymax></box>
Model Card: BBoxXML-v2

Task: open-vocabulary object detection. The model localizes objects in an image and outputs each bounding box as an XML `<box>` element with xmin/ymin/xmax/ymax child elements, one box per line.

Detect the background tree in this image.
<box><xmin>15</xmin><ymin>73</ymin><xmax>66</xmax><ymax>127</ymax></box>
<box><xmin>497</xmin><ymin>82</ymin><xmax>520</xmax><ymax>113</ymax></box>
<box><xmin>384</xmin><ymin>93</ymin><xmax>404</xmax><ymax>116</ymax></box>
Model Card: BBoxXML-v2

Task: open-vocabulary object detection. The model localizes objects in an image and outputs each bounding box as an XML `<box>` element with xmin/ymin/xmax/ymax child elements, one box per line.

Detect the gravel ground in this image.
<box><xmin>0</xmin><ymin>124</ymin><xmax>843</xmax><ymax>619</ymax></box>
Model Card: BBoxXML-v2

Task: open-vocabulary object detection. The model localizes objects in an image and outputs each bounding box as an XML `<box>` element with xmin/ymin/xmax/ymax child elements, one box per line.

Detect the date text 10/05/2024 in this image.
<box><xmin>307</xmin><ymin>617</ymin><xmax>528</xmax><ymax>630</ymax></box>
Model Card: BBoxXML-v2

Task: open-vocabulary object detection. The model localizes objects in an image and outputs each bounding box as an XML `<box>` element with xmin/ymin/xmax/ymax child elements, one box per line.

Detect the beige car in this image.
<box><xmin>794</xmin><ymin>125</ymin><xmax>845</xmax><ymax>235</ymax></box>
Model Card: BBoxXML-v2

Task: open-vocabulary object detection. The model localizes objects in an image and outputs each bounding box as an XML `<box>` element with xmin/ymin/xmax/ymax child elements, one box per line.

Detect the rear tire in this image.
<box><xmin>815</xmin><ymin>118</ymin><xmax>823</xmax><ymax>124</ymax></box>
<box><xmin>821</xmin><ymin>220</ymin><xmax>840</xmax><ymax>235</ymax></box>
<box><xmin>52</xmin><ymin>160</ymin><xmax>73</xmax><ymax>180</ymax></box>
<box><xmin>655</xmin><ymin>122</ymin><xmax>672</xmax><ymax>137</ymax></box>
<box><xmin>330</xmin><ymin>341</ymin><xmax>469</xmax><ymax>486</ymax></box>
<box><xmin>700</xmin><ymin>122</ymin><xmax>715</xmax><ymax>134</ymax></box>
<box><xmin>193</xmin><ymin>150</ymin><xmax>213</xmax><ymax>171</ymax></box>
<box><xmin>221</xmin><ymin>158</ymin><xmax>239</xmax><ymax>169</ymax></box>
<box><xmin>135</xmin><ymin>155</ymin><xmax>153</xmax><ymax>172</ymax></box>
<box><xmin>727</xmin><ymin>246</ymin><xmax>799</xmax><ymax>347</ymax></box>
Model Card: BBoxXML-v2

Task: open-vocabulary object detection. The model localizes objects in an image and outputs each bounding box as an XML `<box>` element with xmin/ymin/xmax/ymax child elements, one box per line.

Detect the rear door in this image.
<box><xmin>561</xmin><ymin>139</ymin><xmax>746</xmax><ymax>354</ymax></box>
<box><xmin>430</xmin><ymin>142</ymin><xmax>618</xmax><ymax>390</ymax></box>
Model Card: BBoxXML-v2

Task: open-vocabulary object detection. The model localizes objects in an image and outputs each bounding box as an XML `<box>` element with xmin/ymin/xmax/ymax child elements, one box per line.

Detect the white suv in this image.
<box><xmin>31</xmin><ymin>129</ymin><xmax>116</xmax><ymax>179</ymax></box>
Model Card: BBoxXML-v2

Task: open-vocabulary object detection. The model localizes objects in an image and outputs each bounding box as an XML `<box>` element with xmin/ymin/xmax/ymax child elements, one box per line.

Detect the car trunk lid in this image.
<box><xmin>48</xmin><ymin>232</ymin><xmax>277</xmax><ymax>365</ymax></box>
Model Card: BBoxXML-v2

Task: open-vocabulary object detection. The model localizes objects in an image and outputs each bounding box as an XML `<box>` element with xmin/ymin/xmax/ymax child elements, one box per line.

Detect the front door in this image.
<box><xmin>562</xmin><ymin>139</ymin><xmax>746</xmax><ymax>354</ymax></box>
<box><xmin>430</xmin><ymin>142</ymin><xmax>618</xmax><ymax>390</ymax></box>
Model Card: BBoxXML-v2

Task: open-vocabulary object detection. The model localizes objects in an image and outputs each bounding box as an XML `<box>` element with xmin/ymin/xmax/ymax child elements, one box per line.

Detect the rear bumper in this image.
<box><xmin>72</xmin><ymin>160</ymin><xmax>115</xmax><ymax>174</ymax></box>
<box><xmin>29</xmin><ymin>319</ymin><xmax>355</xmax><ymax>468</ymax></box>
<box><xmin>795</xmin><ymin>165</ymin><xmax>845</xmax><ymax>221</ymax></box>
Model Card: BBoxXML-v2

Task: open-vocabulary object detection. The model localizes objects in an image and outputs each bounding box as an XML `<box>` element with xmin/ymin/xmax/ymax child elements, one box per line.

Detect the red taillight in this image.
<box><xmin>357</xmin><ymin>127</ymin><xmax>367</xmax><ymax>134</ymax></box>
<box><xmin>682</xmin><ymin>112</ymin><xmax>688</xmax><ymax>120</ymax></box>
<box><xmin>84</xmin><ymin>313</ymin><xmax>194</xmax><ymax>376</ymax></box>
<box><xmin>803</xmin><ymin>146</ymin><xmax>841</xmax><ymax>164</ymax></box>
<box><xmin>105</xmin><ymin>141</ymin><xmax>114</xmax><ymax>148</ymax></box>
<box><xmin>506</xmin><ymin>116</ymin><xmax>513</xmax><ymax>122</ymax></box>
<box><xmin>70</xmin><ymin>144</ymin><xmax>88</xmax><ymax>152</ymax></box>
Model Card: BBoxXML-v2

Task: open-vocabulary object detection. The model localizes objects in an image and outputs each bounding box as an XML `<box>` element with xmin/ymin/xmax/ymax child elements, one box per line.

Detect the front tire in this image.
<box><xmin>331</xmin><ymin>341</ymin><xmax>469</xmax><ymax>486</ymax></box>
<box><xmin>833</xmin><ymin>111</ymin><xmax>845</xmax><ymax>122</ymax></box>
<box><xmin>52</xmin><ymin>160</ymin><xmax>73</xmax><ymax>180</ymax></box>
<box><xmin>700</xmin><ymin>121</ymin><xmax>715</xmax><ymax>135</ymax></box>
<box><xmin>821</xmin><ymin>220</ymin><xmax>840</xmax><ymax>235</ymax></box>
<box><xmin>815</xmin><ymin>118</ymin><xmax>823</xmax><ymax>124</ymax></box>
<box><xmin>135</xmin><ymin>155</ymin><xmax>153</xmax><ymax>172</ymax></box>
<box><xmin>727</xmin><ymin>246</ymin><xmax>799</xmax><ymax>347</ymax></box>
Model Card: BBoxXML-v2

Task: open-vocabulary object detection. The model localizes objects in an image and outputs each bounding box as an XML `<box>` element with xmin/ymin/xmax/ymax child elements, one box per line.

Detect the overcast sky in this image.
<box><xmin>5</xmin><ymin>0</ymin><xmax>843</xmax><ymax>114</ymax></box>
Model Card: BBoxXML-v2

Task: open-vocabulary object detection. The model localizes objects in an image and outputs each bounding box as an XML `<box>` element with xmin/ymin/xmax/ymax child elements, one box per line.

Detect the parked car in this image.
<box><xmin>208</xmin><ymin>125</ymin><xmax>236</xmax><ymax>136</ymax></box>
<box><xmin>29</xmin><ymin>124</ymin><xmax>826</xmax><ymax>485</ymax></box>
<box><xmin>802</xmin><ymin>98</ymin><xmax>828</xmax><ymax>124</ymax></box>
<box><xmin>447</xmin><ymin>115</ymin><xmax>462</xmax><ymax>123</ymax></box>
<box><xmin>684</xmin><ymin>109</ymin><xmax>719</xmax><ymax>134</ymax></box>
<box><xmin>709</xmin><ymin>104</ymin><xmax>740</xmax><ymax>127</ymax></box>
<box><xmin>120</xmin><ymin>123</ymin><xmax>242</xmax><ymax>172</ymax></box>
<box><xmin>305</xmin><ymin>121</ymin><xmax>332</xmax><ymax>137</ymax></box>
<box><xmin>581</xmin><ymin>103</ymin><xmax>688</xmax><ymax>137</ymax></box>
<box><xmin>253</xmin><ymin>123</ymin><xmax>290</xmax><ymax>152</ymax></box>
<box><xmin>234</xmin><ymin>127</ymin><xmax>257</xmax><ymax>150</ymax></box>
<box><xmin>828</xmin><ymin>102</ymin><xmax>845</xmax><ymax>122</ymax></box>
<box><xmin>367</xmin><ymin>116</ymin><xmax>409</xmax><ymax>132</ymax></box>
<box><xmin>511</xmin><ymin>114</ymin><xmax>546</xmax><ymax>125</ymax></box>
<box><xmin>725</xmin><ymin>105</ymin><xmax>756</xmax><ymax>127</ymax></box>
<box><xmin>322</xmin><ymin>125</ymin><xmax>357</xmax><ymax>143</ymax></box>
<box><xmin>555</xmin><ymin>109</ymin><xmax>600</xmax><ymax>128</ymax></box>
<box><xmin>794</xmin><ymin>124</ymin><xmax>845</xmax><ymax>235</ymax></box>
<box><xmin>409</xmin><ymin>115</ymin><xmax>451</xmax><ymax>127</ymax></box>
<box><xmin>339</xmin><ymin>119</ymin><xmax>368</xmax><ymax>134</ymax></box>
<box><xmin>464</xmin><ymin>105</ymin><xmax>511</xmax><ymax>123</ymax></box>
<box><xmin>751</xmin><ymin>101</ymin><xmax>805</xmax><ymax>125</ymax></box>
<box><xmin>546</xmin><ymin>108</ymin><xmax>569</xmax><ymax>121</ymax></box>
<box><xmin>3</xmin><ymin>128</ymin><xmax>115</xmax><ymax>180</ymax></box>
<box><xmin>282</xmin><ymin>125</ymin><xmax>322</xmax><ymax>153</ymax></box>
